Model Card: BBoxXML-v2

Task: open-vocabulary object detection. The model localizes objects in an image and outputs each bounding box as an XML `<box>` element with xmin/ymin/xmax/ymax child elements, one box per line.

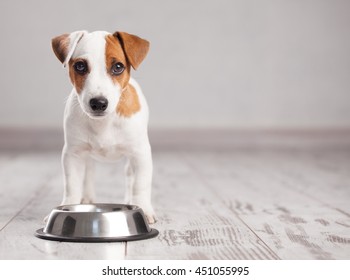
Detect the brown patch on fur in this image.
<box><xmin>116</xmin><ymin>84</ymin><xmax>141</xmax><ymax>117</ymax></box>
<box><xmin>105</xmin><ymin>32</ymin><xmax>146</xmax><ymax>116</ymax></box>
<box><xmin>105</xmin><ymin>34</ymin><xmax>130</xmax><ymax>89</ymax></box>
<box><xmin>114</xmin><ymin>32</ymin><xmax>150</xmax><ymax>70</ymax></box>
<box><xmin>52</xmin><ymin>34</ymin><xmax>70</xmax><ymax>63</ymax></box>
<box><xmin>68</xmin><ymin>59</ymin><xmax>89</xmax><ymax>94</ymax></box>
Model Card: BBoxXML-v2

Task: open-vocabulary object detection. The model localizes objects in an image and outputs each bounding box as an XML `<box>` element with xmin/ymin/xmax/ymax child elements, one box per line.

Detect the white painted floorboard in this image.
<box><xmin>0</xmin><ymin>148</ymin><xmax>349</xmax><ymax>259</ymax></box>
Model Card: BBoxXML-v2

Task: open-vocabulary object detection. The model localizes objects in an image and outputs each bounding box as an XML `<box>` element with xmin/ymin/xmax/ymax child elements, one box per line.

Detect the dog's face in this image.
<box><xmin>52</xmin><ymin>31</ymin><xmax>149</xmax><ymax>118</ymax></box>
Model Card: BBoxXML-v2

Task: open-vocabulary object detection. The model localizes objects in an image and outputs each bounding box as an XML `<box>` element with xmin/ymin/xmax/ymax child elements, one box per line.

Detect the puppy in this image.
<box><xmin>51</xmin><ymin>30</ymin><xmax>156</xmax><ymax>223</ymax></box>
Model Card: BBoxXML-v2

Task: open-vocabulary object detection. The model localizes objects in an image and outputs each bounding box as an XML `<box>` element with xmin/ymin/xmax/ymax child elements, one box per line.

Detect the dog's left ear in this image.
<box><xmin>114</xmin><ymin>32</ymin><xmax>150</xmax><ymax>70</ymax></box>
<box><xmin>52</xmin><ymin>30</ymin><xmax>87</xmax><ymax>68</ymax></box>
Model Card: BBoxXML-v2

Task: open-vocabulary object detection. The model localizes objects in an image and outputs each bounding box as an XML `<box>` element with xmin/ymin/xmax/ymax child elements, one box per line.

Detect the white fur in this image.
<box><xmin>63</xmin><ymin>31</ymin><xmax>87</xmax><ymax>68</ymax></box>
<box><xmin>59</xmin><ymin>31</ymin><xmax>156</xmax><ymax>223</ymax></box>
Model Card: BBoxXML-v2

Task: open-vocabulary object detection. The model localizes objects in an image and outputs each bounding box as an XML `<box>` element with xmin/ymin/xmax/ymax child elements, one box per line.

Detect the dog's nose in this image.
<box><xmin>89</xmin><ymin>97</ymin><xmax>108</xmax><ymax>112</ymax></box>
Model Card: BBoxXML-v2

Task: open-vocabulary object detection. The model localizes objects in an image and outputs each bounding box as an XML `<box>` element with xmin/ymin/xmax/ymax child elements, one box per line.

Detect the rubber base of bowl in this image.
<box><xmin>35</xmin><ymin>228</ymin><xmax>159</xmax><ymax>242</ymax></box>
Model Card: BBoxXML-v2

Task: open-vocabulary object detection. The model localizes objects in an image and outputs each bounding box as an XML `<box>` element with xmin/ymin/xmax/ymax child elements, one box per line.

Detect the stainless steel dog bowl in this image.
<box><xmin>35</xmin><ymin>203</ymin><xmax>159</xmax><ymax>242</ymax></box>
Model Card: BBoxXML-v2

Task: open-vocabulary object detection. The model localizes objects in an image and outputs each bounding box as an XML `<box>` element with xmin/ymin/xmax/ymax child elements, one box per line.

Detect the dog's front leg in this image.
<box><xmin>81</xmin><ymin>157</ymin><xmax>95</xmax><ymax>203</ymax></box>
<box><xmin>61</xmin><ymin>148</ymin><xmax>87</xmax><ymax>205</ymax></box>
<box><xmin>129</xmin><ymin>145</ymin><xmax>156</xmax><ymax>224</ymax></box>
<box><xmin>124</xmin><ymin>159</ymin><xmax>134</xmax><ymax>204</ymax></box>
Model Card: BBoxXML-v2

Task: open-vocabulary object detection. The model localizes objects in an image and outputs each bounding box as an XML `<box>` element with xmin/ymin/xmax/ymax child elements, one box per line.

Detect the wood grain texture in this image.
<box><xmin>183</xmin><ymin>150</ymin><xmax>350</xmax><ymax>259</ymax></box>
<box><xmin>0</xmin><ymin>154</ymin><xmax>126</xmax><ymax>260</ymax></box>
<box><xmin>0</xmin><ymin>147</ymin><xmax>349</xmax><ymax>259</ymax></box>
<box><xmin>0</xmin><ymin>154</ymin><xmax>60</xmax><ymax>231</ymax></box>
<box><xmin>125</xmin><ymin>152</ymin><xmax>278</xmax><ymax>260</ymax></box>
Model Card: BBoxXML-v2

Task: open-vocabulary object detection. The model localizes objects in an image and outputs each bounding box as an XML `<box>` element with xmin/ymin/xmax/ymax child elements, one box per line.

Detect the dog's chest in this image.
<box><xmin>87</xmin><ymin>121</ymin><xmax>129</xmax><ymax>162</ymax></box>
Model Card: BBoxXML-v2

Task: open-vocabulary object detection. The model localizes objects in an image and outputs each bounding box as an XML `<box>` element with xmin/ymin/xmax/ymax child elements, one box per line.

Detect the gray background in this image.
<box><xmin>0</xmin><ymin>0</ymin><xmax>349</xmax><ymax>130</ymax></box>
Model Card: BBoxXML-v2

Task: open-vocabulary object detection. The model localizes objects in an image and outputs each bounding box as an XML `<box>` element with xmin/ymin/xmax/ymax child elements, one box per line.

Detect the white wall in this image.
<box><xmin>0</xmin><ymin>0</ymin><xmax>349</xmax><ymax>129</ymax></box>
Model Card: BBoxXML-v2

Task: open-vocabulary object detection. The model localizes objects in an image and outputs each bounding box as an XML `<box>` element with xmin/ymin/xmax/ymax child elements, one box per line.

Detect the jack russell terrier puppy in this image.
<box><xmin>51</xmin><ymin>30</ymin><xmax>156</xmax><ymax>223</ymax></box>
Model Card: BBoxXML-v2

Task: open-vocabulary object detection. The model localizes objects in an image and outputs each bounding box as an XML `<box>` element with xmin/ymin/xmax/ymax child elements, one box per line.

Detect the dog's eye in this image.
<box><xmin>73</xmin><ymin>61</ymin><xmax>88</xmax><ymax>74</ymax></box>
<box><xmin>111</xmin><ymin>62</ymin><xmax>125</xmax><ymax>75</ymax></box>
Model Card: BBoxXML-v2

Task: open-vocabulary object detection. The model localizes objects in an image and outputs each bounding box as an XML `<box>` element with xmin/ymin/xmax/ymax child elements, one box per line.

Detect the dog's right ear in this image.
<box><xmin>51</xmin><ymin>31</ymin><xmax>87</xmax><ymax>68</ymax></box>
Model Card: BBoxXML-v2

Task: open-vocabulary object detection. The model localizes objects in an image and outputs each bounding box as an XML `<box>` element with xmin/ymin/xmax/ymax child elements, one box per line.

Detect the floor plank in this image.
<box><xmin>183</xmin><ymin>150</ymin><xmax>350</xmax><ymax>259</ymax></box>
<box><xmin>0</xmin><ymin>155</ymin><xmax>126</xmax><ymax>259</ymax></box>
<box><xmin>125</xmin><ymin>152</ymin><xmax>278</xmax><ymax>260</ymax></box>
<box><xmin>0</xmin><ymin>148</ymin><xmax>349</xmax><ymax>259</ymax></box>
<box><xmin>0</xmin><ymin>154</ymin><xmax>61</xmax><ymax>231</ymax></box>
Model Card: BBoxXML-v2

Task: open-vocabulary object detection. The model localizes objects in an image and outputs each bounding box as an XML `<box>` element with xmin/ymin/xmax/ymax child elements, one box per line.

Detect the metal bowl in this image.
<box><xmin>35</xmin><ymin>203</ymin><xmax>159</xmax><ymax>242</ymax></box>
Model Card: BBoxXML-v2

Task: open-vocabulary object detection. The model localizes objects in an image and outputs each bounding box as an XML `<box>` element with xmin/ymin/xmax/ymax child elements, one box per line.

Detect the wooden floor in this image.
<box><xmin>0</xmin><ymin>146</ymin><xmax>349</xmax><ymax>259</ymax></box>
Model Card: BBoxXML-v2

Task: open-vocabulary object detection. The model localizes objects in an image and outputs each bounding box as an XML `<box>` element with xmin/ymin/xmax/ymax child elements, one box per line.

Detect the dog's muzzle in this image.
<box><xmin>89</xmin><ymin>97</ymin><xmax>108</xmax><ymax>113</ymax></box>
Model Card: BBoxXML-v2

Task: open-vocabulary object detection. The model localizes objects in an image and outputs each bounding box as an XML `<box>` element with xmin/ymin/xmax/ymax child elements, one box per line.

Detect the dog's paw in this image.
<box><xmin>141</xmin><ymin>205</ymin><xmax>157</xmax><ymax>224</ymax></box>
<box><xmin>133</xmin><ymin>202</ymin><xmax>157</xmax><ymax>224</ymax></box>
<box><xmin>144</xmin><ymin>210</ymin><xmax>157</xmax><ymax>224</ymax></box>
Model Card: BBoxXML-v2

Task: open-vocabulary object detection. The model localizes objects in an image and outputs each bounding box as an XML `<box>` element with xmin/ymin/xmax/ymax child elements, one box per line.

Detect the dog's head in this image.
<box><xmin>52</xmin><ymin>30</ymin><xmax>149</xmax><ymax>118</ymax></box>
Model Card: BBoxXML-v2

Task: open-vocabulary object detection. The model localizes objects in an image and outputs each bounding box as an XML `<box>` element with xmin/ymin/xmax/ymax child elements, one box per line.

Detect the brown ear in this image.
<box><xmin>114</xmin><ymin>31</ymin><xmax>150</xmax><ymax>70</ymax></box>
<box><xmin>51</xmin><ymin>31</ymin><xmax>87</xmax><ymax>67</ymax></box>
<box><xmin>52</xmin><ymin>34</ymin><xmax>70</xmax><ymax>64</ymax></box>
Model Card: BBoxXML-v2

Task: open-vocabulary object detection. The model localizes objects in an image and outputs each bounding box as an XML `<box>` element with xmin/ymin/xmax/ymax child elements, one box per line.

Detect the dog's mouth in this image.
<box><xmin>86</xmin><ymin>111</ymin><xmax>108</xmax><ymax>119</ymax></box>
<box><xmin>81</xmin><ymin>102</ymin><xmax>114</xmax><ymax>119</ymax></box>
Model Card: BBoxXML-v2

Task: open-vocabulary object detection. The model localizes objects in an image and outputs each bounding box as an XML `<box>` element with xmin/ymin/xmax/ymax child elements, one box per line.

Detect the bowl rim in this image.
<box><xmin>54</xmin><ymin>203</ymin><xmax>140</xmax><ymax>213</ymax></box>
